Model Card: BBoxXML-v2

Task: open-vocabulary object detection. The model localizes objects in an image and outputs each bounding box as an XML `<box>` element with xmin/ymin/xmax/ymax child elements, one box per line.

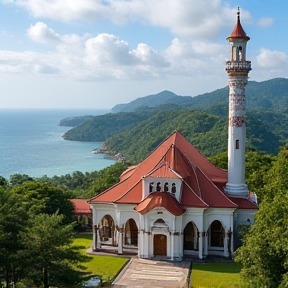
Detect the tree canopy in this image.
<box><xmin>235</xmin><ymin>145</ymin><xmax>288</xmax><ymax>287</ymax></box>
<box><xmin>20</xmin><ymin>212</ymin><xmax>89</xmax><ymax>288</ymax></box>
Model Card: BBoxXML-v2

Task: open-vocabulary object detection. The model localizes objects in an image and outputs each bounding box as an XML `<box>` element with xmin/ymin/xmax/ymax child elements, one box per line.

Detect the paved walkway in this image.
<box><xmin>111</xmin><ymin>258</ymin><xmax>191</xmax><ymax>288</ymax></box>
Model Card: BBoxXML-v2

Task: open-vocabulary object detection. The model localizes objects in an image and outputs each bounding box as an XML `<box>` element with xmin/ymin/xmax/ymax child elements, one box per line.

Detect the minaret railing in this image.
<box><xmin>226</xmin><ymin>61</ymin><xmax>251</xmax><ymax>72</ymax></box>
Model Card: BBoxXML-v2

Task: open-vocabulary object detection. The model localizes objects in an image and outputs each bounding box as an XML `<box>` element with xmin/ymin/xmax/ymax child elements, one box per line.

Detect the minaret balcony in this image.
<box><xmin>226</xmin><ymin>61</ymin><xmax>251</xmax><ymax>72</ymax></box>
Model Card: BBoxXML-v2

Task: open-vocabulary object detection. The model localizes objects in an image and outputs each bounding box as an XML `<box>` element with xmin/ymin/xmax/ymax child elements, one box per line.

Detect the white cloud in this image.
<box><xmin>131</xmin><ymin>43</ymin><xmax>168</xmax><ymax>67</ymax></box>
<box><xmin>27</xmin><ymin>22</ymin><xmax>61</xmax><ymax>45</ymax></box>
<box><xmin>16</xmin><ymin>0</ymin><xmax>109</xmax><ymax>22</ymax></box>
<box><xmin>1</xmin><ymin>24</ymin><xmax>229</xmax><ymax>82</ymax></box>
<box><xmin>14</xmin><ymin>0</ymin><xmax>250</xmax><ymax>40</ymax></box>
<box><xmin>257</xmin><ymin>48</ymin><xmax>288</xmax><ymax>70</ymax></box>
<box><xmin>257</xmin><ymin>17</ymin><xmax>273</xmax><ymax>28</ymax></box>
<box><xmin>85</xmin><ymin>34</ymin><xmax>133</xmax><ymax>66</ymax></box>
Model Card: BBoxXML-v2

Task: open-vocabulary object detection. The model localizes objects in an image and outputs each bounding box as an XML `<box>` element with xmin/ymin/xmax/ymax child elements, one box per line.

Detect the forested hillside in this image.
<box><xmin>61</xmin><ymin>78</ymin><xmax>288</xmax><ymax>162</ymax></box>
<box><xmin>105</xmin><ymin>109</ymin><xmax>288</xmax><ymax>163</ymax></box>
<box><xmin>110</xmin><ymin>78</ymin><xmax>288</xmax><ymax>112</ymax></box>
<box><xmin>111</xmin><ymin>90</ymin><xmax>179</xmax><ymax>113</ymax></box>
<box><xmin>63</xmin><ymin>104</ymin><xmax>180</xmax><ymax>141</ymax></box>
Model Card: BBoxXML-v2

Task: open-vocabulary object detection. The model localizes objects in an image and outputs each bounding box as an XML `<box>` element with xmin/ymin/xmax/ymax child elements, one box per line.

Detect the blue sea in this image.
<box><xmin>0</xmin><ymin>109</ymin><xmax>115</xmax><ymax>179</ymax></box>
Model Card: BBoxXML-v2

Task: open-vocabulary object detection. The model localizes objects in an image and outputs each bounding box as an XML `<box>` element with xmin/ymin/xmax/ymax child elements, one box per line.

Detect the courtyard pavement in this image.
<box><xmin>111</xmin><ymin>258</ymin><xmax>191</xmax><ymax>288</ymax></box>
<box><xmin>87</xmin><ymin>245</ymin><xmax>192</xmax><ymax>287</ymax></box>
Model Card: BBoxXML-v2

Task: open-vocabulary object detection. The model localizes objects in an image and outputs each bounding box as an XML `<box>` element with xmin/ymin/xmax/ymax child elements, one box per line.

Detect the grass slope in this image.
<box><xmin>73</xmin><ymin>233</ymin><xmax>129</xmax><ymax>283</ymax></box>
<box><xmin>191</xmin><ymin>262</ymin><xmax>241</xmax><ymax>288</ymax></box>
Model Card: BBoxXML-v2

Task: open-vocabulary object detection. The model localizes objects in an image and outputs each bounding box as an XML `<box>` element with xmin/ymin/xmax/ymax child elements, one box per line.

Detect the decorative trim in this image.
<box><xmin>229</xmin><ymin>116</ymin><xmax>245</xmax><ymax>127</ymax></box>
<box><xmin>228</xmin><ymin>75</ymin><xmax>247</xmax><ymax>127</ymax></box>
<box><xmin>229</xmin><ymin>94</ymin><xmax>245</xmax><ymax>116</ymax></box>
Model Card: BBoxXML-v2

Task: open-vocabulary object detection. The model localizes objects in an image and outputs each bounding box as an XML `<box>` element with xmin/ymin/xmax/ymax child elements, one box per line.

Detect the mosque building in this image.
<box><xmin>88</xmin><ymin>10</ymin><xmax>258</xmax><ymax>260</ymax></box>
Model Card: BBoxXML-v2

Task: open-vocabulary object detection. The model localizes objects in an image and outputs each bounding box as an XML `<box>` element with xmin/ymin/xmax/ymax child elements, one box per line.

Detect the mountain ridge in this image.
<box><xmin>111</xmin><ymin>77</ymin><xmax>288</xmax><ymax>113</ymax></box>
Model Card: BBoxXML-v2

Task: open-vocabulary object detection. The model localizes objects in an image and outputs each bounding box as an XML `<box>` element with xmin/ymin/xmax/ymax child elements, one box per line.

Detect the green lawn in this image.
<box><xmin>73</xmin><ymin>233</ymin><xmax>129</xmax><ymax>283</ymax></box>
<box><xmin>74</xmin><ymin>234</ymin><xmax>241</xmax><ymax>287</ymax></box>
<box><xmin>191</xmin><ymin>262</ymin><xmax>241</xmax><ymax>288</ymax></box>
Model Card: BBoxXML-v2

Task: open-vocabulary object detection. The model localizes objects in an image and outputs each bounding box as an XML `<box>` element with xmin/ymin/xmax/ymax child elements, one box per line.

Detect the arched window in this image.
<box><xmin>154</xmin><ymin>218</ymin><xmax>165</xmax><ymax>224</ymax></box>
<box><xmin>210</xmin><ymin>220</ymin><xmax>224</xmax><ymax>247</ymax></box>
<box><xmin>171</xmin><ymin>183</ymin><xmax>176</xmax><ymax>194</ymax></box>
<box><xmin>125</xmin><ymin>218</ymin><xmax>138</xmax><ymax>246</ymax></box>
<box><xmin>164</xmin><ymin>182</ymin><xmax>169</xmax><ymax>192</ymax></box>
<box><xmin>239</xmin><ymin>46</ymin><xmax>243</xmax><ymax>61</ymax></box>
<box><xmin>149</xmin><ymin>182</ymin><xmax>154</xmax><ymax>193</ymax></box>
<box><xmin>156</xmin><ymin>182</ymin><xmax>161</xmax><ymax>192</ymax></box>
<box><xmin>100</xmin><ymin>215</ymin><xmax>115</xmax><ymax>243</ymax></box>
<box><xmin>183</xmin><ymin>222</ymin><xmax>198</xmax><ymax>251</ymax></box>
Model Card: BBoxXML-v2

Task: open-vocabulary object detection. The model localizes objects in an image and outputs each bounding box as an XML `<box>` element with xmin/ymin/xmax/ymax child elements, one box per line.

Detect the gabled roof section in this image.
<box><xmin>120</xmin><ymin>165</ymin><xmax>138</xmax><ymax>181</ymax></box>
<box><xmin>89</xmin><ymin>131</ymin><xmax>233</xmax><ymax>208</ymax></box>
<box><xmin>193</xmin><ymin>167</ymin><xmax>237</xmax><ymax>208</ymax></box>
<box><xmin>135</xmin><ymin>192</ymin><xmax>186</xmax><ymax>216</ymax></box>
<box><xmin>70</xmin><ymin>199</ymin><xmax>91</xmax><ymax>214</ymax></box>
<box><xmin>228</xmin><ymin>196</ymin><xmax>258</xmax><ymax>209</ymax></box>
<box><xmin>145</xmin><ymin>162</ymin><xmax>182</xmax><ymax>179</ymax></box>
<box><xmin>227</xmin><ymin>9</ymin><xmax>250</xmax><ymax>41</ymax></box>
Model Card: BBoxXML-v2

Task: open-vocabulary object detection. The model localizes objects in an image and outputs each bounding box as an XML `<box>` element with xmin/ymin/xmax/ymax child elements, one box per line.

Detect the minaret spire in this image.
<box><xmin>225</xmin><ymin>8</ymin><xmax>251</xmax><ymax>198</ymax></box>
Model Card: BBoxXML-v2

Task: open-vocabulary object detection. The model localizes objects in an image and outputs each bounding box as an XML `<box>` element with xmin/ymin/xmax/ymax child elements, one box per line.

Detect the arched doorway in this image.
<box><xmin>154</xmin><ymin>234</ymin><xmax>167</xmax><ymax>256</ymax></box>
<box><xmin>125</xmin><ymin>218</ymin><xmax>138</xmax><ymax>246</ymax></box>
<box><xmin>100</xmin><ymin>215</ymin><xmax>115</xmax><ymax>244</ymax></box>
<box><xmin>183</xmin><ymin>221</ymin><xmax>198</xmax><ymax>252</ymax></box>
<box><xmin>210</xmin><ymin>220</ymin><xmax>224</xmax><ymax>247</ymax></box>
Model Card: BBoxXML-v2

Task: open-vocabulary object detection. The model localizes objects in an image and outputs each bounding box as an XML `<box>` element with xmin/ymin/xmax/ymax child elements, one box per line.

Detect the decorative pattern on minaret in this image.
<box><xmin>228</xmin><ymin>75</ymin><xmax>247</xmax><ymax>127</ymax></box>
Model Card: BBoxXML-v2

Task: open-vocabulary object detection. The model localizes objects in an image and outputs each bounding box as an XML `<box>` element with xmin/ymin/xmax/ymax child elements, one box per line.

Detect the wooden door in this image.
<box><xmin>154</xmin><ymin>234</ymin><xmax>167</xmax><ymax>256</ymax></box>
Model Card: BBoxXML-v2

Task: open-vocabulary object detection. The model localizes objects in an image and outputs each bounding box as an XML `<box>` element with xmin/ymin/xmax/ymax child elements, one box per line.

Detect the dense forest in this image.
<box><xmin>61</xmin><ymin>78</ymin><xmax>288</xmax><ymax>163</ymax></box>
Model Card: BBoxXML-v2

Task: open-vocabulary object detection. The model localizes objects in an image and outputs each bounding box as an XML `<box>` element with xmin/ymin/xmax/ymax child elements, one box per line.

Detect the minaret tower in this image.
<box><xmin>225</xmin><ymin>8</ymin><xmax>251</xmax><ymax>198</ymax></box>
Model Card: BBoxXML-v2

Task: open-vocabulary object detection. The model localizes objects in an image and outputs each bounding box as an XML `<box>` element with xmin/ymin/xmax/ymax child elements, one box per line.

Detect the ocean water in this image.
<box><xmin>0</xmin><ymin>109</ymin><xmax>115</xmax><ymax>179</ymax></box>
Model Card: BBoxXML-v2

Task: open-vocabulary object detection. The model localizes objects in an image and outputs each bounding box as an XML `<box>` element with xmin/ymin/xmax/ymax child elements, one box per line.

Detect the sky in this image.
<box><xmin>1</xmin><ymin>0</ymin><xmax>288</xmax><ymax>109</ymax></box>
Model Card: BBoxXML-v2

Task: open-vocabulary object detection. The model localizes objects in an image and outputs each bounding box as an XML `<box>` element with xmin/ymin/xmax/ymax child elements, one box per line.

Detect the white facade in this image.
<box><xmin>91</xmin><ymin>199</ymin><xmax>251</xmax><ymax>260</ymax></box>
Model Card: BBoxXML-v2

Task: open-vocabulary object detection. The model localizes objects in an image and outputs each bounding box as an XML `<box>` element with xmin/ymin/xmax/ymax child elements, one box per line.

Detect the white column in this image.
<box><xmin>96</xmin><ymin>227</ymin><xmax>101</xmax><ymax>249</ymax></box>
<box><xmin>171</xmin><ymin>216</ymin><xmax>175</xmax><ymax>260</ymax></box>
<box><xmin>230</xmin><ymin>214</ymin><xmax>234</xmax><ymax>255</ymax></box>
<box><xmin>198</xmin><ymin>232</ymin><xmax>203</xmax><ymax>259</ymax></box>
<box><xmin>93</xmin><ymin>224</ymin><xmax>97</xmax><ymax>250</ymax></box>
<box><xmin>204</xmin><ymin>232</ymin><xmax>208</xmax><ymax>257</ymax></box>
<box><xmin>224</xmin><ymin>232</ymin><xmax>229</xmax><ymax>257</ymax></box>
<box><xmin>138</xmin><ymin>229</ymin><xmax>144</xmax><ymax>258</ymax></box>
<box><xmin>111</xmin><ymin>223</ymin><xmax>115</xmax><ymax>245</ymax></box>
<box><xmin>117</xmin><ymin>226</ymin><xmax>124</xmax><ymax>254</ymax></box>
<box><xmin>194</xmin><ymin>226</ymin><xmax>198</xmax><ymax>250</ymax></box>
<box><xmin>230</xmin><ymin>231</ymin><xmax>234</xmax><ymax>255</ymax></box>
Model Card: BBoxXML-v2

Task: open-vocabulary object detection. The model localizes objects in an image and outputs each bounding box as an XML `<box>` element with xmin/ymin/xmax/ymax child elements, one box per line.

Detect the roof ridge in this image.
<box><xmin>88</xmin><ymin>175</ymin><xmax>130</xmax><ymax>203</ymax></box>
<box><xmin>195</xmin><ymin>166</ymin><xmax>238</xmax><ymax>208</ymax></box>
<box><xmin>181</xmin><ymin>179</ymin><xmax>209</xmax><ymax>207</ymax></box>
<box><xmin>113</xmin><ymin>178</ymin><xmax>142</xmax><ymax>203</ymax></box>
<box><xmin>173</xmin><ymin>132</ymin><xmax>228</xmax><ymax>175</ymax></box>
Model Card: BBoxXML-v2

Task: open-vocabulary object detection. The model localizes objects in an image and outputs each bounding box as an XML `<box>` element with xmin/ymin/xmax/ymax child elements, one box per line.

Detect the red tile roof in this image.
<box><xmin>135</xmin><ymin>192</ymin><xmax>186</xmax><ymax>216</ymax></box>
<box><xmin>120</xmin><ymin>165</ymin><xmax>138</xmax><ymax>181</ymax></box>
<box><xmin>70</xmin><ymin>199</ymin><xmax>91</xmax><ymax>214</ymax></box>
<box><xmin>145</xmin><ymin>163</ymin><xmax>181</xmax><ymax>179</ymax></box>
<box><xmin>89</xmin><ymin>131</ymin><xmax>255</xmax><ymax>211</ymax></box>
<box><xmin>227</xmin><ymin>10</ymin><xmax>250</xmax><ymax>41</ymax></box>
<box><xmin>228</xmin><ymin>196</ymin><xmax>258</xmax><ymax>209</ymax></box>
